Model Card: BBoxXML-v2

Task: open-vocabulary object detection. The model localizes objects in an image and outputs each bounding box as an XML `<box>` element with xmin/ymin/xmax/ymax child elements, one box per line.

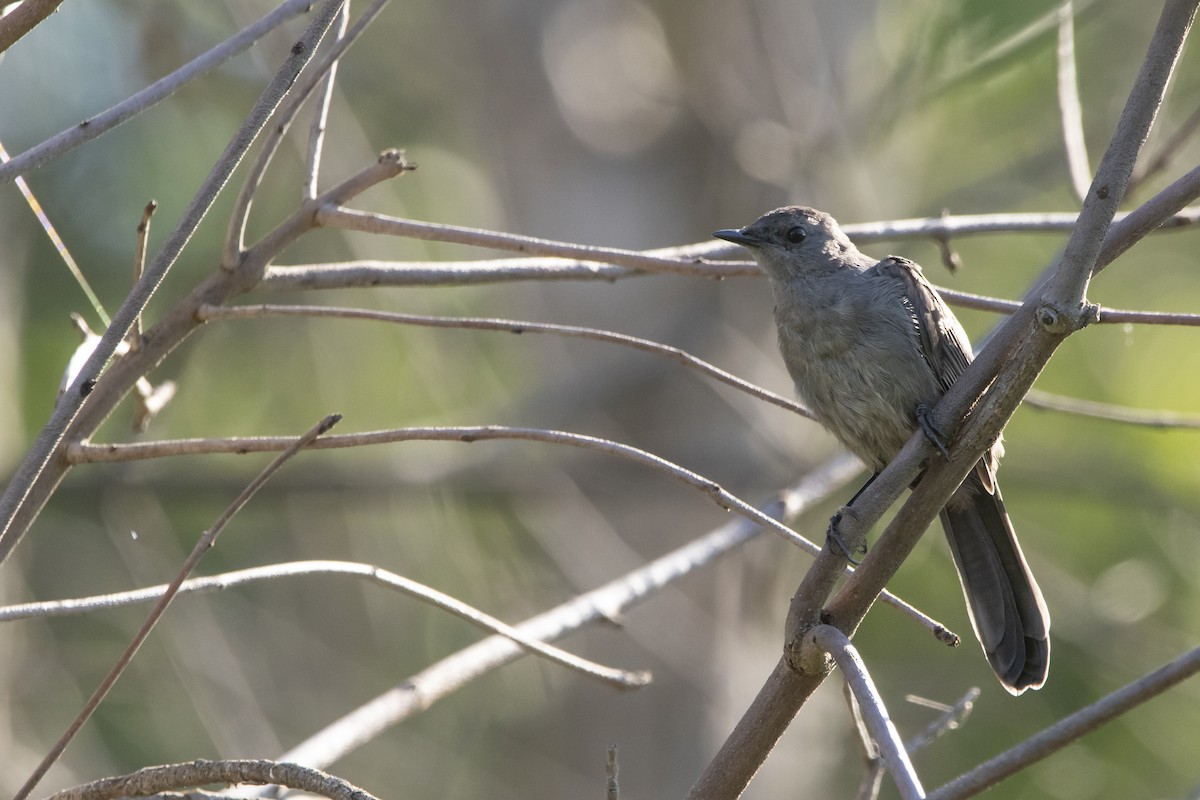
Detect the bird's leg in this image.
<box><xmin>826</xmin><ymin>471</ymin><xmax>878</xmax><ymax>564</ymax></box>
<box><xmin>916</xmin><ymin>403</ymin><xmax>951</xmax><ymax>460</ymax></box>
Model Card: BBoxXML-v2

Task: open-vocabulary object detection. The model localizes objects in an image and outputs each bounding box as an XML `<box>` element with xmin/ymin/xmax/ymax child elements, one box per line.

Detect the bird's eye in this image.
<box><xmin>785</xmin><ymin>226</ymin><xmax>807</xmax><ymax>244</ymax></box>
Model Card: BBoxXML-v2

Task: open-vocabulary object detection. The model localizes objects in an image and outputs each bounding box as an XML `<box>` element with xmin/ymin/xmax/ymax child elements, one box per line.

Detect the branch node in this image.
<box><xmin>1037</xmin><ymin>300</ymin><xmax>1102</xmax><ymax>334</ymax></box>
<box><xmin>1036</xmin><ymin>303</ymin><xmax>1068</xmax><ymax>334</ymax></box>
<box><xmin>786</xmin><ymin>625</ymin><xmax>835</xmax><ymax>679</ymax></box>
<box><xmin>379</xmin><ymin>147</ymin><xmax>417</xmax><ymax>172</ymax></box>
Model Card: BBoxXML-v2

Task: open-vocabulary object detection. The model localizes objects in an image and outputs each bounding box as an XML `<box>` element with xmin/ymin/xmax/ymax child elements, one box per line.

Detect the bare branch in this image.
<box><xmin>1024</xmin><ymin>388</ymin><xmax>1200</xmax><ymax>428</ymax></box>
<box><xmin>225</xmin><ymin>0</ymin><xmax>393</xmax><ymax>266</ymax></box>
<box><xmin>278</xmin><ymin>457</ymin><xmax>861</xmax><ymax>769</ymax></box>
<box><xmin>904</xmin><ymin>689</ymin><xmax>981</xmax><ymax>754</ymax></box>
<box><xmin>607</xmin><ymin>745</ymin><xmax>620</xmax><ymax>800</ymax></box>
<box><xmin>0</xmin><ymin>0</ymin><xmax>316</xmax><ymax>186</ymax></box>
<box><xmin>257</xmin><ymin>205</ymin><xmax>1200</xmax><ymax>292</ymax></box>
<box><xmin>0</xmin><ymin>560</ymin><xmax>650</xmax><ymax>690</ymax></box>
<box><xmin>927</xmin><ymin>645</ymin><xmax>1200</xmax><ymax>799</ymax></box>
<box><xmin>693</xmin><ymin>6</ymin><xmax>1200</xmax><ymax>797</ymax></box>
<box><xmin>1097</xmin><ymin>160</ymin><xmax>1200</xmax><ymax>269</ymax></box>
<box><xmin>14</xmin><ymin>415</ymin><xmax>340</xmax><ymax>800</ymax></box>
<box><xmin>67</xmin><ymin>424</ymin><xmax>820</xmax><ymax>550</ymax></box>
<box><xmin>930</xmin><ymin>285</ymin><xmax>1200</xmax><ymax>327</ymax></box>
<box><xmin>262</xmin><ymin>257</ymin><xmax>643</xmax><ymax>288</ymax></box>
<box><xmin>0</xmin><ymin>0</ymin><xmax>65</xmax><ymax>55</ymax></box>
<box><xmin>1130</xmin><ymin>102</ymin><xmax>1200</xmax><ymax>190</ymax></box>
<box><xmin>236</xmin><ymin>149</ymin><xmax>416</xmax><ymax>276</ymax></box>
<box><xmin>1044</xmin><ymin>0</ymin><xmax>1198</xmax><ymax>311</ymax></box>
<box><xmin>1057</xmin><ymin>2</ymin><xmax>1092</xmax><ymax>202</ymax></box>
<box><xmin>0</xmin><ymin>0</ymin><xmax>350</xmax><ymax>568</ymax></box>
<box><xmin>317</xmin><ymin>206</ymin><xmax>750</xmax><ymax>278</ymax></box>
<box><xmin>196</xmin><ymin>302</ymin><xmax>813</xmax><ymax>418</ymax></box>
<box><xmin>833</xmin><ymin>0</ymin><xmax>1200</xmax><ymax>601</ymax></box>
<box><xmin>839</xmin><ymin>207</ymin><xmax>1200</xmax><ymax>243</ymax></box>
<box><xmin>305</xmin><ymin>1</ymin><xmax>351</xmax><ymax>199</ymax></box>
<box><xmin>0</xmin><ymin>140</ymin><xmax>110</xmax><ymax>326</ymax></box>
<box><xmin>67</xmin><ymin>428</ymin><xmax>948</xmax><ymax>639</ymax></box>
<box><xmin>45</xmin><ymin>759</ymin><xmax>378</xmax><ymax>800</ymax></box>
<box><xmin>810</xmin><ymin>626</ymin><xmax>925</xmax><ymax>800</ymax></box>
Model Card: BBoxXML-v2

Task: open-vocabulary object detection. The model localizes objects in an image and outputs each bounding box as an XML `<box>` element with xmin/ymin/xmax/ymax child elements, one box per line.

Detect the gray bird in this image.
<box><xmin>714</xmin><ymin>206</ymin><xmax>1050</xmax><ymax>694</ymax></box>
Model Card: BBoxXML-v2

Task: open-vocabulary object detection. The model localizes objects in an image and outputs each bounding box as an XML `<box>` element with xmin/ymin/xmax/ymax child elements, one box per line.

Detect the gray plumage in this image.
<box><xmin>715</xmin><ymin>206</ymin><xmax>1050</xmax><ymax>694</ymax></box>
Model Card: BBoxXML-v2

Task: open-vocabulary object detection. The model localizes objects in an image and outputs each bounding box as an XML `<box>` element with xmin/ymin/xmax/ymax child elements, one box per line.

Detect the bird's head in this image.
<box><xmin>714</xmin><ymin>206</ymin><xmax>866</xmax><ymax>280</ymax></box>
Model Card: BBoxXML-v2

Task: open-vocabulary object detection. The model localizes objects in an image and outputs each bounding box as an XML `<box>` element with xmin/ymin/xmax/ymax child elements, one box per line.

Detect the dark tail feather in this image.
<box><xmin>940</xmin><ymin>477</ymin><xmax>1050</xmax><ymax>694</ymax></box>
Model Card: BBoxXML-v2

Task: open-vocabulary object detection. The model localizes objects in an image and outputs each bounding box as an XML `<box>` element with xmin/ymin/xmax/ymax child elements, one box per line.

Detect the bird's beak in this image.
<box><xmin>713</xmin><ymin>228</ymin><xmax>761</xmax><ymax>248</ymax></box>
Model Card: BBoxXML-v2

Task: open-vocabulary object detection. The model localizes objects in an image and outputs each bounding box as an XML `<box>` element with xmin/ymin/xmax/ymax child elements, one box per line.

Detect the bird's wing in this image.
<box><xmin>877</xmin><ymin>256</ymin><xmax>973</xmax><ymax>393</ymax></box>
<box><xmin>878</xmin><ymin>256</ymin><xmax>1001</xmax><ymax>491</ymax></box>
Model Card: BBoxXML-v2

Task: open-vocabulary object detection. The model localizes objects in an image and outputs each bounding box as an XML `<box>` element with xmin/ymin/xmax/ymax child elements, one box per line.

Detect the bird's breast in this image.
<box><xmin>774</xmin><ymin>294</ymin><xmax>941</xmax><ymax>466</ymax></box>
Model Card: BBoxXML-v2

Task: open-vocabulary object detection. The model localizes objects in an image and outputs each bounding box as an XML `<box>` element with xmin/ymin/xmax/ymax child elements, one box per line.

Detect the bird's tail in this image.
<box><xmin>940</xmin><ymin>477</ymin><xmax>1050</xmax><ymax>694</ymax></box>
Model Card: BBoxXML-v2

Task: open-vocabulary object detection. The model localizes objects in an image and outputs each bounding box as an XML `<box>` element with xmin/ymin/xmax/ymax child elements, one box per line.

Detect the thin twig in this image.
<box><xmin>0</xmin><ymin>559</ymin><xmax>649</xmax><ymax>689</ymax></box>
<box><xmin>13</xmin><ymin>415</ymin><xmax>340</xmax><ymax>800</ymax></box>
<box><xmin>0</xmin><ymin>139</ymin><xmax>110</xmax><ymax>326</ymax></box>
<box><xmin>224</xmin><ymin>0</ymin><xmax>392</xmax><ymax>267</ymax></box>
<box><xmin>607</xmin><ymin>746</ymin><xmax>620</xmax><ymax>800</ymax></box>
<box><xmin>317</xmin><ymin>206</ymin><xmax>750</xmax><ymax>278</ymax></box>
<box><xmin>1044</xmin><ymin>0</ymin><xmax>1197</xmax><ymax>310</ymax></box>
<box><xmin>858</xmin><ymin>690</ymin><xmax>980</xmax><ymax>800</ymax></box>
<box><xmin>927</xmin><ymin>645</ymin><xmax>1200</xmax><ymax>799</ymax></box>
<box><xmin>261</xmin><ymin>256</ymin><xmax>644</xmax><ymax>288</ymax></box>
<box><xmin>277</xmin><ymin>457</ymin><xmax>862</xmax><ymax>768</ymax></box>
<box><xmin>0</xmin><ymin>0</ymin><xmax>316</xmax><ymax>186</ymax></box>
<box><xmin>196</xmin><ymin>302</ymin><xmax>812</xmax><ymax>418</ymax></box>
<box><xmin>0</xmin><ymin>0</ymin><xmax>348</xmax><ymax>568</ymax></box>
<box><xmin>1057</xmin><ymin>1</ymin><xmax>1092</xmax><ymax>202</ymax></box>
<box><xmin>129</xmin><ymin>201</ymin><xmax>158</xmax><ymax>349</ymax></box>
<box><xmin>305</xmin><ymin>0</ymin><xmax>351</xmax><ymax>199</ymax></box>
<box><xmin>255</xmin><ymin>205</ymin><xmax>1200</xmax><ymax>291</ymax></box>
<box><xmin>235</xmin><ymin>149</ymin><xmax>416</xmax><ymax>277</ymax></box>
<box><xmin>937</xmin><ymin>285</ymin><xmax>1200</xmax><ymax>327</ymax></box>
<box><xmin>839</xmin><ymin>207</ymin><xmax>1200</xmax><ymax>242</ymax></box>
<box><xmin>811</xmin><ymin>626</ymin><xmax>925</xmax><ymax>800</ymax></box>
<box><xmin>45</xmin><ymin>759</ymin><xmax>378</xmax><ymax>800</ymax></box>
<box><xmin>1130</xmin><ymin>102</ymin><xmax>1200</xmax><ymax>191</ymax></box>
<box><xmin>1097</xmin><ymin>161</ymin><xmax>1200</xmax><ymax>269</ymax></box>
<box><xmin>65</xmin><ymin>427</ymin><xmax>950</xmax><ymax>640</ymax></box>
<box><xmin>1024</xmin><ymin>389</ymin><xmax>1200</xmax><ymax>428</ymax></box>
<box><xmin>128</xmin><ymin>201</ymin><xmax>176</xmax><ymax>433</ymax></box>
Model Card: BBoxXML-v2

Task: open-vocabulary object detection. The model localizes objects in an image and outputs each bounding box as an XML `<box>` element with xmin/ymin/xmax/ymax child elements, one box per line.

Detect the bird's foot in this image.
<box><xmin>916</xmin><ymin>403</ymin><xmax>951</xmax><ymax>460</ymax></box>
<box><xmin>826</xmin><ymin>508</ymin><xmax>867</xmax><ymax>565</ymax></box>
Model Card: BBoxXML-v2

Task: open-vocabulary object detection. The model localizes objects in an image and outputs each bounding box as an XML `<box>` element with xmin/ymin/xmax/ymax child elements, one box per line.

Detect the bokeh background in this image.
<box><xmin>2</xmin><ymin>0</ymin><xmax>1200</xmax><ymax>797</ymax></box>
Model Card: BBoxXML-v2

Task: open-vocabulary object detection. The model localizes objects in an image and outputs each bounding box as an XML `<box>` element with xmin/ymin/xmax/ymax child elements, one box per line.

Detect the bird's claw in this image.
<box><xmin>916</xmin><ymin>403</ymin><xmax>951</xmax><ymax>460</ymax></box>
<box><xmin>827</xmin><ymin>510</ymin><xmax>866</xmax><ymax>565</ymax></box>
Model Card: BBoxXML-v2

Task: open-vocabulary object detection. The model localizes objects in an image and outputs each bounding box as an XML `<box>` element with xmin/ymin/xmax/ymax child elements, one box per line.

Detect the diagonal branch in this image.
<box><xmin>224</xmin><ymin>0</ymin><xmax>393</xmax><ymax>267</ymax></box>
<box><xmin>14</xmin><ymin>415</ymin><xmax>340</xmax><ymax>800</ymax></box>
<box><xmin>0</xmin><ymin>0</ymin><xmax>65</xmax><ymax>55</ymax></box>
<box><xmin>0</xmin><ymin>0</ymin><xmax>317</xmax><ymax>185</ymax></box>
<box><xmin>690</xmin><ymin>4</ymin><xmax>1200</xmax><ymax>797</ymax></box>
<box><xmin>1044</xmin><ymin>0</ymin><xmax>1198</xmax><ymax>311</ymax></box>
<box><xmin>0</xmin><ymin>0</ymin><xmax>350</xmax><ymax>569</ymax></box>
<box><xmin>926</xmin><ymin>645</ymin><xmax>1200</xmax><ymax>799</ymax></box>
<box><xmin>277</xmin><ymin>458</ymin><xmax>862</xmax><ymax>769</ymax></box>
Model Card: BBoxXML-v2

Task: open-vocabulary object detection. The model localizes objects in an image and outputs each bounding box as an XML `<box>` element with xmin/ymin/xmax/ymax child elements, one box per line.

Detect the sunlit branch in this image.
<box><xmin>197</xmin><ymin>302</ymin><xmax>812</xmax><ymax>418</ymax></box>
<box><xmin>0</xmin><ymin>560</ymin><xmax>651</xmax><ymax>690</ymax></box>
